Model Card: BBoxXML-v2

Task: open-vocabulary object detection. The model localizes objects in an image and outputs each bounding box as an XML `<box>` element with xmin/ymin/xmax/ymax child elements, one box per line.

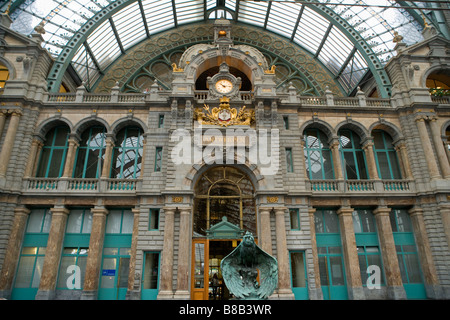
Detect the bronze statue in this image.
<box><xmin>221</xmin><ymin>232</ymin><xmax>278</xmax><ymax>300</ymax></box>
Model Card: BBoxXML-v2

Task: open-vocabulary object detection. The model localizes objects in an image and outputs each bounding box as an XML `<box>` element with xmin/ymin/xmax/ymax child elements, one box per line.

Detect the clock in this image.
<box><xmin>215</xmin><ymin>79</ymin><xmax>233</xmax><ymax>94</ymax></box>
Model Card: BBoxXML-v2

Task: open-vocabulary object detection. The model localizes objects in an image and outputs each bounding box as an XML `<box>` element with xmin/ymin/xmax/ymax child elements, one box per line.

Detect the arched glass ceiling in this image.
<box><xmin>3</xmin><ymin>0</ymin><xmax>443</xmax><ymax>96</ymax></box>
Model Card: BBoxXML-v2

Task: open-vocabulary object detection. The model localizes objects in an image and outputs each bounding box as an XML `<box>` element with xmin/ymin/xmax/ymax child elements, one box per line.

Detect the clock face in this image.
<box><xmin>215</xmin><ymin>79</ymin><xmax>233</xmax><ymax>94</ymax></box>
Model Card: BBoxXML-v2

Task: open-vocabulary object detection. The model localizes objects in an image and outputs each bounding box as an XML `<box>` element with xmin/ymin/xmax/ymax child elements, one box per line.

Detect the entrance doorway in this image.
<box><xmin>191</xmin><ymin>239</ymin><xmax>239</xmax><ymax>300</ymax></box>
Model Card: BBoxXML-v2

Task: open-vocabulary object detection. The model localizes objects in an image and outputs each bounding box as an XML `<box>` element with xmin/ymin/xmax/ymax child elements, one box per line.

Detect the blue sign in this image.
<box><xmin>102</xmin><ymin>269</ymin><xmax>116</xmax><ymax>276</ymax></box>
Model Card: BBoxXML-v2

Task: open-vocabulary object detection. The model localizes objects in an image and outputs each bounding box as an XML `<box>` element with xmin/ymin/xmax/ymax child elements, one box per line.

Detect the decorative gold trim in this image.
<box><xmin>267</xmin><ymin>196</ymin><xmax>278</xmax><ymax>203</ymax></box>
<box><xmin>171</xmin><ymin>63</ymin><xmax>184</xmax><ymax>72</ymax></box>
<box><xmin>194</xmin><ymin>96</ymin><xmax>255</xmax><ymax>127</ymax></box>
<box><xmin>172</xmin><ymin>196</ymin><xmax>183</xmax><ymax>203</ymax></box>
<box><xmin>264</xmin><ymin>65</ymin><xmax>276</xmax><ymax>74</ymax></box>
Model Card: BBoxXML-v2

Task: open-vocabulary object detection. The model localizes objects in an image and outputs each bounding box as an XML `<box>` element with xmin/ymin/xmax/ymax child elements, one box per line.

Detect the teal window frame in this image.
<box><xmin>56</xmin><ymin>247</ymin><xmax>89</xmax><ymax>290</ymax></box>
<box><xmin>110</xmin><ymin>127</ymin><xmax>144</xmax><ymax>179</ymax></box>
<box><xmin>289</xmin><ymin>208</ymin><xmax>301</xmax><ymax>230</ymax></box>
<box><xmin>352</xmin><ymin>208</ymin><xmax>385</xmax><ymax>287</ymax></box>
<box><xmin>158</xmin><ymin>114</ymin><xmax>165</xmax><ymax>128</ymax></box>
<box><xmin>35</xmin><ymin>126</ymin><xmax>69</xmax><ymax>178</ymax></box>
<box><xmin>338</xmin><ymin>129</ymin><xmax>369</xmax><ymax>180</ymax></box>
<box><xmin>372</xmin><ymin>130</ymin><xmax>402</xmax><ymax>180</ymax></box>
<box><xmin>73</xmin><ymin>126</ymin><xmax>106</xmax><ymax>178</ymax></box>
<box><xmin>154</xmin><ymin>147</ymin><xmax>163</xmax><ymax>172</ymax></box>
<box><xmin>149</xmin><ymin>208</ymin><xmax>160</xmax><ymax>231</ymax></box>
<box><xmin>286</xmin><ymin>147</ymin><xmax>294</xmax><ymax>173</ymax></box>
<box><xmin>142</xmin><ymin>251</ymin><xmax>161</xmax><ymax>298</ymax></box>
<box><xmin>303</xmin><ymin>129</ymin><xmax>335</xmax><ymax>180</ymax></box>
<box><xmin>13</xmin><ymin>247</ymin><xmax>47</xmax><ymax>289</ymax></box>
<box><xmin>105</xmin><ymin>208</ymin><xmax>134</xmax><ymax>235</ymax></box>
<box><xmin>283</xmin><ymin>116</ymin><xmax>289</xmax><ymax>130</ymax></box>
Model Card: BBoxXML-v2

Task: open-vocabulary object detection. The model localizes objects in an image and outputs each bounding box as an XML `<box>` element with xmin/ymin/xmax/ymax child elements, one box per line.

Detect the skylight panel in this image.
<box><xmin>112</xmin><ymin>2</ymin><xmax>147</xmax><ymax>50</ymax></box>
<box><xmin>225</xmin><ymin>0</ymin><xmax>237</xmax><ymax>12</ymax></box>
<box><xmin>266</xmin><ymin>2</ymin><xmax>302</xmax><ymax>39</ymax></box>
<box><xmin>87</xmin><ymin>20</ymin><xmax>122</xmax><ymax>70</ymax></box>
<box><xmin>175</xmin><ymin>0</ymin><xmax>204</xmax><ymax>25</ymax></box>
<box><xmin>142</xmin><ymin>0</ymin><xmax>175</xmax><ymax>35</ymax></box>
<box><xmin>294</xmin><ymin>7</ymin><xmax>329</xmax><ymax>54</ymax></box>
<box><xmin>238</xmin><ymin>1</ymin><xmax>268</xmax><ymax>27</ymax></box>
<box><xmin>207</xmin><ymin>0</ymin><xmax>217</xmax><ymax>11</ymax></box>
<box><xmin>319</xmin><ymin>26</ymin><xmax>354</xmax><ymax>75</ymax></box>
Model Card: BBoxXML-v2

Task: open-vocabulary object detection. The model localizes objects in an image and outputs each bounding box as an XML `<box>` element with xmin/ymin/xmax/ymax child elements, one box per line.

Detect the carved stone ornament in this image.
<box><xmin>194</xmin><ymin>96</ymin><xmax>255</xmax><ymax>127</ymax></box>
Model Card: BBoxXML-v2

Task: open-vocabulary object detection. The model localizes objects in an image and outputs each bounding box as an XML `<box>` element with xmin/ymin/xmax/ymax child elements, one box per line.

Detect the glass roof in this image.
<box><xmin>4</xmin><ymin>0</ymin><xmax>438</xmax><ymax>95</ymax></box>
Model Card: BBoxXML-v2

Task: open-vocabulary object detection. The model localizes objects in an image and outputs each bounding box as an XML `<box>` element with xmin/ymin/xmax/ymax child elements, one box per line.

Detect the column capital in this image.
<box><xmin>408</xmin><ymin>207</ymin><xmax>424</xmax><ymax>217</ymax></box>
<box><xmin>178</xmin><ymin>207</ymin><xmax>192</xmax><ymax>215</ymax></box>
<box><xmin>337</xmin><ymin>206</ymin><xmax>354</xmax><ymax>216</ymax></box>
<box><xmin>90</xmin><ymin>206</ymin><xmax>109</xmax><ymax>216</ymax></box>
<box><xmin>274</xmin><ymin>206</ymin><xmax>288</xmax><ymax>215</ymax></box>
<box><xmin>14</xmin><ymin>206</ymin><xmax>30</xmax><ymax>216</ymax></box>
<box><xmin>50</xmin><ymin>206</ymin><xmax>69</xmax><ymax>216</ymax></box>
<box><xmin>162</xmin><ymin>207</ymin><xmax>176</xmax><ymax>214</ymax></box>
<box><xmin>308</xmin><ymin>207</ymin><xmax>317</xmax><ymax>215</ymax></box>
<box><xmin>259</xmin><ymin>207</ymin><xmax>272</xmax><ymax>214</ymax></box>
<box><xmin>131</xmin><ymin>208</ymin><xmax>140</xmax><ymax>215</ymax></box>
<box><xmin>373</xmin><ymin>206</ymin><xmax>392</xmax><ymax>216</ymax></box>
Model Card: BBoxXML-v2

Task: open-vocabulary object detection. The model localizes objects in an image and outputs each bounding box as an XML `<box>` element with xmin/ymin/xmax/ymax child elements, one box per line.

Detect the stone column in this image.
<box><xmin>35</xmin><ymin>206</ymin><xmax>69</xmax><ymax>300</ymax></box>
<box><xmin>408</xmin><ymin>207</ymin><xmax>441</xmax><ymax>299</ymax></box>
<box><xmin>415</xmin><ymin>117</ymin><xmax>441</xmax><ymax>179</ymax></box>
<box><xmin>394</xmin><ymin>141</ymin><xmax>413</xmax><ymax>179</ymax></box>
<box><xmin>24</xmin><ymin>137</ymin><xmax>44</xmax><ymax>177</ymax></box>
<box><xmin>274</xmin><ymin>207</ymin><xmax>295</xmax><ymax>299</ymax></box>
<box><xmin>0</xmin><ymin>110</ymin><xmax>22</xmax><ymax>177</ymax></box>
<box><xmin>337</xmin><ymin>206</ymin><xmax>365</xmax><ymax>300</ymax></box>
<box><xmin>157</xmin><ymin>207</ymin><xmax>176</xmax><ymax>299</ymax></box>
<box><xmin>0</xmin><ymin>207</ymin><xmax>30</xmax><ymax>299</ymax></box>
<box><xmin>438</xmin><ymin>203</ymin><xmax>450</xmax><ymax>248</ymax></box>
<box><xmin>373</xmin><ymin>207</ymin><xmax>406</xmax><ymax>299</ymax></box>
<box><xmin>127</xmin><ymin>207</ymin><xmax>140</xmax><ymax>299</ymax></box>
<box><xmin>0</xmin><ymin>110</ymin><xmax>8</xmax><ymax>141</ymax></box>
<box><xmin>81</xmin><ymin>206</ymin><xmax>108</xmax><ymax>300</ymax></box>
<box><xmin>429</xmin><ymin>117</ymin><xmax>450</xmax><ymax>179</ymax></box>
<box><xmin>259</xmin><ymin>207</ymin><xmax>272</xmax><ymax>255</ymax></box>
<box><xmin>362</xmin><ymin>140</ymin><xmax>380</xmax><ymax>180</ymax></box>
<box><xmin>330</xmin><ymin>138</ymin><xmax>344</xmax><ymax>180</ymax></box>
<box><xmin>308</xmin><ymin>207</ymin><xmax>323</xmax><ymax>300</ymax></box>
<box><xmin>101</xmin><ymin>135</ymin><xmax>115</xmax><ymax>178</ymax></box>
<box><xmin>174</xmin><ymin>207</ymin><xmax>191</xmax><ymax>299</ymax></box>
<box><xmin>61</xmin><ymin>135</ymin><xmax>79</xmax><ymax>178</ymax></box>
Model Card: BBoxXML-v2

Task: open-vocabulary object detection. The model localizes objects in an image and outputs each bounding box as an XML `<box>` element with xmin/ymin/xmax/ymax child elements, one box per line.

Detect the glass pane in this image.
<box><xmin>27</xmin><ymin>210</ymin><xmax>45</xmax><ymax>233</ymax></box>
<box><xmin>352</xmin><ymin>211</ymin><xmax>362</xmax><ymax>233</ymax></box>
<box><xmin>355</xmin><ymin>151</ymin><xmax>368</xmax><ymax>179</ymax></box>
<box><xmin>121</xmin><ymin>210</ymin><xmax>134</xmax><ymax>234</ymax></box>
<box><xmin>66</xmin><ymin>210</ymin><xmax>83</xmax><ymax>233</ymax></box>
<box><xmin>324</xmin><ymin>210</ymin><xmax>339</xmax><ymax>233</ymax></box>
<box><xmin>318</xmin><ymin>255</ymin><xmax>329</xmax><ymax>286</ymax></box>
<box><xmin>106</xmin><ymin>212</ymin><xmax>121</xmax><ymax>234</ymax></box>
<box><xmin>388</xmin><ymin>151</ymin><xmax>402</xmax><ymax>179</ymax></box>
<box><xmin>314</xmin><ymin>211</ymin><xmax>324</xmax><ymax>234</ymax></box>
<box><xmin>290</xmin><ymin>252</ymin><xmax>306</xmax><ymax>287</ymax></box>
<box><xmin>329</xmin><ymin>256</ymin><xmax>345</xmax><ymax>286</ymax></box>
<box><xmin>36</xmin><ymin>148</ymin><xmax>52</xmax><ymax>177</ymax></box>
<box><xmin>343</xmin><ymin>152</ymin><xmax>358</xmax><ymax>179</ymax></box>
<box><xmin>143</xmin><ymin>253</ymin><xmax>159</xmax><ymax>290</ymax></box>
<box><xmin>377</xmin><ymin>152</ymin><xmax>391</xmax><ymax>179</ymax></box>
<box><xmin>149</xmin><ymin>209</ymin><xmax>159</xmax><ymax>230</ymax></box>
<box><xmin>101</xmin><ymin>258</ymin><xmax>117</xmax><ymax>289</ymax></box>
<box><xmin>322</xmin><ymin>150</ymin><xmax>334</xmax><ymax>179</ymax></box>
<box><xmin>82</xmin><ymin>211</ymin><xmax>93</xmax><ymax>234</ymax></box>
<box><xmin>118</xmin><ymin>258</ymin><xmax>130</xmax><ymax>288</ymax></box>
<box><xmin>194</xmin><ymin>243</ymin><xmax>205</xmax><ymax>288</ymax></box>
<box><xmin>47</xmin><ymin>149</ymin><xmax>65</xmax><ymax>178</ymax></box>
<box><xmin>404</xmin><ymin>254</ymin><xmax>422</xmax><ymax>283</ymax></box>
<box><xmin>359</xmin><ymin>210</ymin><xmax>376</xmax><ymax>233</ymax></box>
<box><xmin>31</xmin><ymin>256</ymin><xmax>45</xmax><ymax>288</ymax></box>
<box><xmin>57</xmin><ymin>256</ymin><xmax>77</xmax><ymax>288</ymax></box>
<box><xmin>14</xmin><ymin>256</ymin><xmax>35</xmax><ymax>288</ymax></box>
<box><xmin>394</xmin><ymin>209</ymin><xmax>412</xmax><ymax>232</ymax></box>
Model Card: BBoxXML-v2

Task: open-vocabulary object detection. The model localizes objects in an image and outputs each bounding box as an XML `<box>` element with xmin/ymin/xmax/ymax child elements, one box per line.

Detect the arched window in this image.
<box><xmin>338</xmin><ymin>129</ymin><xmax>368</xmax><ymax>180</ymax></box>
<box><xmin>372</xmin><ymin>130</ymin><xmax>402</xmax><ymax>180</ymax></box>
<box><xmin>73</xmin><ymin>126</ymin><xmax>106</xmax><ymax>178</ymax></box>
<box><xmin>36</xmin><ymin>126</ymin><xmax>69</xmax><ymax>178</ymax></box>
<box><xmin>0</xmin><ymin>62</ymin><xmax>9</xmax><ymax>91</ymax></box>
<box><xmin>194</xmin><ymin>166</ymin><xmax>256</xmax><ymax>236</ymax></box>
<box><xmin>110</xmin><ymin>127</ymin><xmax>144</xmax><ymax>179</ymax></box>
<box><xmin>303</xmin><ymin>128</ymin><xmax>334</xmax><ymax>180</ymax></box>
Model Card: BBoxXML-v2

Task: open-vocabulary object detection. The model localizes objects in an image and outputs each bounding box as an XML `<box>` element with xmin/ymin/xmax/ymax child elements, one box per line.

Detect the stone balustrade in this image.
<box><xmin>308</xmin><ymin>179</ymin><xmax>415</xmax><ymax>193</ymax></box>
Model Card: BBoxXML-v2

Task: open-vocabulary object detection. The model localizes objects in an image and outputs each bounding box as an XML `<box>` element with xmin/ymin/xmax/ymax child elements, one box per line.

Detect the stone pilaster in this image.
<box><xmin>308</xmin><ymin>207</ymin><xmax>323</xmax><ymax>300</ymax></box>
<box><xmin>429</xmin><ymin>117</ymin><xmax>450</xmax><ymax>179</ymax></box>
<box><xmin>274</xmin><ymin>207</ymin><xmax>295</xmax><ymax>299</ymax></box>
<box><xmin>24</xmin><ymin>137</ymin><xmax>44</xmax><ymax>177</ymax></box>
<box><xmin>415</xmin><ymin>116</ymin><xmax>441</xmax><ymax>179</ymax></box>
<box><xmin>0</xmin><ymin>207</ymin><xmax>30</xmax><ymax>299</ymax></box>
<box><xmin>394</xmin><ymin>141</ymin><xmax>413</xmax><ymax>179</ymax></box>
<box><xmin>259</xmin><ymin>207</ymin><xmax>272</xmax><ymax>255</ymax></box>
<box><xmin>337</xmin><ymin>206</ymin><xmax>365</xmax><ymax>300</ymax></box>
<box><xmin>62</xmin><ymin>135</ymin><xmax>79</xmax><ymax>178</ymax></box>
<box><xmin>35</xmin><ymin>206</ymin><xmax>69</xmax><ymax>300</ymax></box>
<box><xmin>0</xmin><ymin>110</ymin><xmax>22</xmax><ymax>178</ymax></box>
<box><xmin>362</xmin><ymin>140</ymin><xmax>380</xmax><ymax>180</ymax></box>
<box><xmin>174</xmin><ymin>207</ymin><xmax>191</xmax><ymax>299</ymax></box>
<box><xmin>373</xmin><ymin>207</ymin><xmax>406</xmax><ymax>299</ymax></box>
<box><xmin>101</xmin><ymin>134</ymin><xmax>115</xmax><ymax>178</ymax></box>
<box><xmin>157</xmin><ymin>207</ymin><xmax>176</xmax><ymax>299</ymax></box>
<box><xmin>330</xmin><ymin>138</ymin><xmax>343</xmax><ymax>180</ymax></box>
<box><xmin>81</xmin><ymin>206</ymin><xmax>108</xmax><ymax>300</ymax></box>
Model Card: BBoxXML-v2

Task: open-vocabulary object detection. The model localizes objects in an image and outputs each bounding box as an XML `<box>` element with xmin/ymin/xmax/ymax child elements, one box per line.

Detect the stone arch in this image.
<box><xmin>368</xmin><ymin>120</ymin><xmax>404</xmax><ymax>144</ymax></box>
<box><xmin>441</xmin><ymin>119</ymin><xmax>450</xmax><ymax>137</ymax></box>
<box><xmin>299</xmin><ymin>119</ymin><xmax>336</xmax><ymax>142</ymax></box>
<box><xmin>34</xmin><ymin>116</ymin><xmax>73</xmax><ymax>140</ymax></box>
<box><xmin>0</xmin><ymin>56</ymin><xmax>16</xmax><ymax>81</ymax></box>
<box><xmin>421</xmin><ymin>64</ymin><xmax>450</xmax><ymax>89</ymax></box>
<box><xmin>110</xmin><ymin>117</ymin><xmax>148</xmax><ymax>136</ymax></box>
<box><xmin>73</xmin><ymin>116</ymin><xmax>111</xmax><ymax>137</ymax></box>
<box><xmin>335</xmin><ymin>119</ymin><xmax>370</xmax><ymax>142</ymax></box>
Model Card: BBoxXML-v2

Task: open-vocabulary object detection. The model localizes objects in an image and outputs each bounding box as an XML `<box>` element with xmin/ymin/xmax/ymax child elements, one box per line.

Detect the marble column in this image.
<box><xmin>415</xmin><ymin>117</ymin><xmax>441</xmax><ymax>179</ymax></box>
<box><xmin>101</xmin><ymin>135</ymin><xmax>115</xmax><ymax>178</ymax></box>
<box><xmin>157</xmin><ymin>207</ymin><xmax>175</xmax><ymax>299</ymax></box>
<box><xmin>394</xmin><ymin>141</ymin><xmax>413</xmax><ymax>179</ymax></box>
<box><xmin>337</xmin><ymin>206</ymin><xmax>365</xmax><ymax>300</ymax></box>
<box><xmin>330</xmin><ymin>138</ymin><xmax>344</xmax><ymax>180</ymax></box>
<box><xmin>408</xmin><ymin>207</ymin><xmax>442</xmax><ymax>299</ymax></box>
<box><xmin>429</xmin><ymin>117</ymin><xmax>450</xmax><ymax>179</ymax></box>
<box><xmin>35</xmin><ymin>206</ymin><xmax>69</xmax><ymax>300</ymax></box>
<box><xmin>362</xmin><ymin>140</ymin><xmax>380</xmax><ymax>180</ymax></box>
<box><xmin>0</xmin><ymin>110</ymin><xmax>22</xmax><ymax>177</ymax></box>
<box><xmin>81</xmin><ymin>206</ymin><xmax>108</xmax><ymax>300</ymax></box>
<box><xmin>0</xmin><ymin>110</ymin><xmax>7</xmax><ymax>140</ymax></box>
<box><xmin>259</xmin><ymin>207</ymin><xmax>272</xmax><ymax>255</ymax></box>
<box><xmin>174</xmin><ymin>207</ymin><xmax>192</xmax><ymax>299</ymax></box>
<box><xmin>0</xmin><ymin>207</ymin><xmax>30</xmax><ymax>298</ymax></box>
<box><xmin>274</xmin><ymin>207</ymin><xmax>295</xmax><ymax>299</ymax></box>
<box><xmin>373</xmin><ymin>207</ymin><xmax>406</xmax><ymax>299</ymax></box>
<box><xmin>308</xmin><ymin>207</ymin><xmax>324</xmax><ymax>300</ymax></box>
<box><xmin>127</xmin><ymin>207</ymin><xmax>140</xmax><ymax>298</ymax></box>
<box><xmin>62</xmin><ymin>135</ymin><xmax>79</xmax><ymax>178</ymax></box>
<box><xmin>23</xmin><ymin>137</ymin><xmax>44</xmax><ymax>177</ymax></box>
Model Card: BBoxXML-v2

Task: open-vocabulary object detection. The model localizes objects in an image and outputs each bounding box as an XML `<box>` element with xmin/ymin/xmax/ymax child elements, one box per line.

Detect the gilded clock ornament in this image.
<box><xmin>215</xmin><ymin>79</ymin><xmax>233</xmax><ymax>94</ymax></box>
